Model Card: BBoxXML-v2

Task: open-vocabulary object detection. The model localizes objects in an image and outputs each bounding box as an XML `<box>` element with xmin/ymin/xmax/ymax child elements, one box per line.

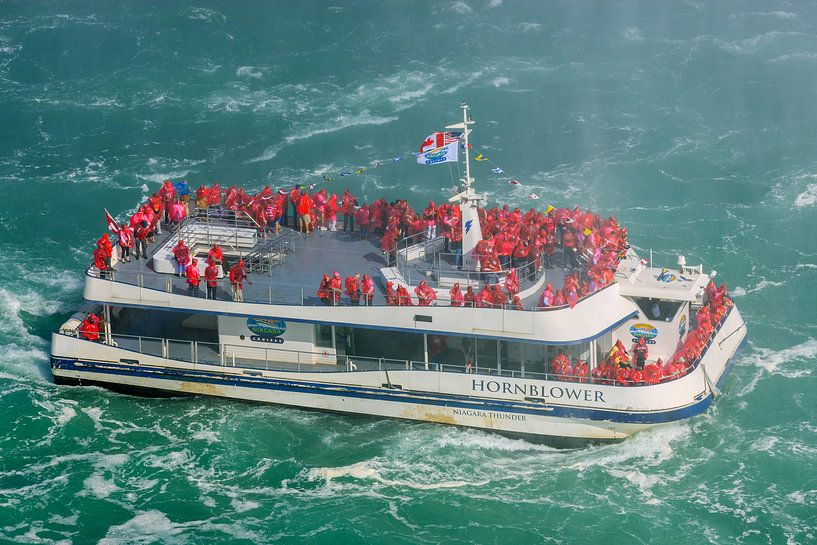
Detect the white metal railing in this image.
<box><xmin>64</xmin><ymin>302</ymin><xmax>736</xmax><ymax>388</ymax></box>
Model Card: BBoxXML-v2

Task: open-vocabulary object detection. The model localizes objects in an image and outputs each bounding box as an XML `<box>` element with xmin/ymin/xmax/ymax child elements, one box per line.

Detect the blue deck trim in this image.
<box><xmin>51</xmin><ymin>357</ymin><xmax>716</xmax><ymax>425</ymax></box>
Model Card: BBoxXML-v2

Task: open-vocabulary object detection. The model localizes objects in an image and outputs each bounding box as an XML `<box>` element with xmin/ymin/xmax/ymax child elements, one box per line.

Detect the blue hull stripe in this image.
<box><xmin>52</xmin><ymin>355</ymin><xmax>729</xmax><ymax>425</ymax></box>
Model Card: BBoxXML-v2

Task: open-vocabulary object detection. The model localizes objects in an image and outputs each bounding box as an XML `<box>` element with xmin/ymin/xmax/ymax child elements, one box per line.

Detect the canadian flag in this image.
<box><xmin>419</xmin><ymin>131</ymin><xmax>460</xmax><ymax>153</ymax></box>
<box><xmin>104</xmin><ymin>209</ymin><xmax>119</xmax><ymax>232</ymax></box>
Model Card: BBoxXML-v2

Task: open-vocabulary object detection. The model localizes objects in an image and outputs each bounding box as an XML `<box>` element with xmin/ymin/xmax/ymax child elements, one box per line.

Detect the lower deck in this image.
<box><xmin>106</xmin><ymin>306</ymin><xmax>608</xmax><ymax>380</ymax></box>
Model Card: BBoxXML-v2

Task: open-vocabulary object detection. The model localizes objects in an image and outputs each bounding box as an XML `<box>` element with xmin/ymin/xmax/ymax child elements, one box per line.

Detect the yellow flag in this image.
<box><xmin>546</xmin><ymin>205</ymin><xmax>555</xmax><ymax>213</ymax></box>
<box><xmin>584</xmin><ymin>228</ymin><xmax>592</xmax><ymax>236</ymax></box>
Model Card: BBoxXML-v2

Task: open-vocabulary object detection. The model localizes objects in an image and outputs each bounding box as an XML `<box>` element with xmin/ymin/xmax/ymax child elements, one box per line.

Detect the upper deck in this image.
<box><xmin>85</xmin><ymin>212</ymin><xmax>641</xmax><ymax>344</ymax></box>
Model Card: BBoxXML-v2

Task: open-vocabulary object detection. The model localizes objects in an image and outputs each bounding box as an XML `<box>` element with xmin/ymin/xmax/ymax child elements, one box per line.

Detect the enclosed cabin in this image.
<box><xmin>613</xmin><ymin>256</ymin><xmax>714</xmax><ymax>365</ymax></box>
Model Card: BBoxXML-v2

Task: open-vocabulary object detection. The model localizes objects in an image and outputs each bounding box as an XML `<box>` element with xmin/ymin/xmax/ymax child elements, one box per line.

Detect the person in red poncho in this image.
<box><xmin>385</xmin><ymin>281</ymin><xmax>397</xmax><ymax>306</ymax></box>
<box><xmin>490</xmin><ymin>284</ymin><xmax>508</xmax><ymax>308</ymax></box>
<box><xmin>134</xmin><ymin>220</ymin><xmax>150</xmax><ymax>260</ymax></box>
<box><xmin>80</xmin><ymin>313</ymin><xmax>101</xmax><ymax>342</ymax></box>
<box><xmin>159</xmin><ymin>181</ymin><xmax>175</xmax><ymax>223</ymax></box>
<box><xmin>186</xmin><ymin>258</ymin><xmax>201</xmax><ymax>297</ymax></box>
<box><xmin>228</xmin><ymin>259</ymin><xmax>251</xmax><ymax>302</ymax></box>
<box><xmin>449</xmin><ymin>283</ymin><xmax>463</xmax><ymax>307</ymax></box>
<box><xmin>396</xmin><ymin>285</ymin><xmax>413</xmax><ymax>306</ymax></box>
<box><xmin>345</xmin><ymin>274</ymin><xmax>361</xmax><ymax>305</ymax></box>
<box><xmin>504</xmin><ymin>268</ymin><xmax>519</xmax><ymax>298</ymax></box>
<box><xmin>204</xmin><ymin>259</ymin><xmax>219</xmax><ymax>300</ymax></box>
<box><xmin>297</xmin><ymin>191</ymin><xmax>313</xmax><ymax>234</ymax></box>
<box><xmin>463</xmin><ymin>286</ymin><xmax>476</xmax><ymax>307</ymax></box>
<box><xmin>326</xmin><ymin>193</ymin><xmax>339</xmax><ymax>231</ymax></box>
<box><xmin>361</xmin><ymin>274</ymin><xmax>375</xmax><ymax>306</ymax></box>
<box><xmin>414</xmin><ymin>280</ymin><xmax>437</xmax><ymax>306</ymax></box>
<box><xmin>117</xmin><ymin>223</ymin><xmax>134</xmax><ymax>263</ymax></box>
<box><xmin>328</xmin><ymin>272</ymin><xmax>342</xmax><ymax>305</ymax></box>
<box><xmin>632</xmin><ymin>337</ymin><xmax>648</xmax><ymax>369</ymax></box>
<box><xmin>172</xmin><ymin>240</ymin><xmax>191</xmax><ymax>277</ymax></box>
<box><xmin>317</xmin><ymin>274</ymin><xmax>332</xmax><ymax>305</ymax></box>
<box><xmin>93</xmin><ymin>246</ymin><xmax>108</xmax><ymax>274</ymax></box>
<box><xmin>97</xmin><ymin>233</ymin><xmax>114</xmax><ymax>269</ymax></box>
<box><xmin>340</xmin><ymin>189</ymin><xmax>356</xmax><ymax>232</ymax></box>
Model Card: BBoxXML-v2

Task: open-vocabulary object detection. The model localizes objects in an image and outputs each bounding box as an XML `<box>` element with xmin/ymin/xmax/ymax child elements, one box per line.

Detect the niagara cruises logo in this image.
<box><xmin>247</xmin><ymin>318</ymin><xmax>286</xmax><ymax>344</ymax></box>
<box><xmin>629</xmin><ymin>323</ymin><xmax>658</xmax><ymax>344</ymax></box>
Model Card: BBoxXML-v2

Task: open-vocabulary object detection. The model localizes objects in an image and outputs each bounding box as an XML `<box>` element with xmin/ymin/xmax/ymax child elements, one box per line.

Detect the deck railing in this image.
<box><xmin>87</xmin><ymin>264</ymin><xmax>617</xmax><ymax>313</ymax></box>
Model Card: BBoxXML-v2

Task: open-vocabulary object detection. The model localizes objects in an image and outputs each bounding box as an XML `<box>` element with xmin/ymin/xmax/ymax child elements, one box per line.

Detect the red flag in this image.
<box><xmin>104</xmin><ymin>209</ymin><xmax>119</xmax><ymax>232</ymax></box>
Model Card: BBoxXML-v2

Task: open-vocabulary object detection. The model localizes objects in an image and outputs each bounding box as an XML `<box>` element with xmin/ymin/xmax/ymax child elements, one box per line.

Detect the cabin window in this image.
<box><xmin>315</xmin><ymin>325</ymin><xmax>333</xmax><ymax>348</ymax></box>
<box><xmin>632</xmin><ymin>298</ymin><xmax>683</xmax><ymax>322</ymax></box>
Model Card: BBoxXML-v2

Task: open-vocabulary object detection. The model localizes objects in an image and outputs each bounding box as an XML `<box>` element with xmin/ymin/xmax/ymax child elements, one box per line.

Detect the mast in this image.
<box><xmin>446</xmin><ymin>102</ymin><xmax>484</xmax><ymax>271</ymax></box>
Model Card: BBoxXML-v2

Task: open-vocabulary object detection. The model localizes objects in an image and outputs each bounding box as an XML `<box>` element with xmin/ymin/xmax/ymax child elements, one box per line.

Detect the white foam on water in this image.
<box><xmin>191</xmin><ymin>429</ymin><xmax>219</xmax><ymax>444</ymax></box>
<box><xmin>740</xmin><ymin>10</ymin><xmax>798</xmax><ymax>19</ymax></box>
<box><xmin>48</xmin><ymin>514</ymin><xmax>79</xmax><ymax>526</ymax></box>
<box><xmin>518</xmin><ymin>22</ymin><xmax>542</xmax><ymax>33</ymax></box>
<box><xmin>623</xmin><ymin>27</ymin><xmax>644</xmax><ymax>42</ymax></box>
<box><xmin>570</xmin><ymin>422</ymin><xmax>691</xmax><ymax>471</ymax></box>
<box><xmin>740</xmin><ymin>338</ymin><xmax>817</xmax><ymax>375</ymax></box>
<box><xmin>236</xmin><ymin>65</ymin><xmax>263</xmax><ymax>79</ymax></box>
<box><xmin>187</xmin><ymin>7</ymin><xmax>226</xmax><ymax>24</ymax></box>
<box><xmin>606</xmin><ymin>468</ymin><xmax>662</xmax><ymax>503</ymax></box>
<box><xmin>250</xmin><ymin>110</ymin><xmax>397</xmax><ymax>163</ymax></box>
<box><xmin>771</xmin><ymin>52</ymin><xmax>817</xmax><ymax>63</ymax></box>
<box><xmin>81</xmin><ymin>407</ymin><xmax>105</xmax><ymax>431</ymax></box>
<box><xmin>55</xmin><ymin>405</ymin><xmax>76</xmax><ymax>426</ymax></box>
<box><xmin>490</xmin><ymin>76</ymin><xmax>510</xmax><ymax>87</ymax></box>
<box><xmin>82</xmin><ymin>473</ymin><xmax>118</xmax><ymax>499</ymax></box>
<box><xmin>450</xmin><ymin>1</ymin><xmax>473</xmax><ymax>14</ymax></box>
<box><xmin>794</xmin><ymin>183</ymin><xmax>817</xmax><ymax>207</ymax></box>
<box><xmin>750</xmin><ymin>435</ymin><xmax>779</xmax><ymax>453</ymax></box>
<box><xmin>307</xmin><ymin>460</ymin><xmax>489</xmax><ymax>490</ymax></box>
<box><xmin>731</xmin><ymin>278</ymin><xmax>785</xmax><ymax>297</ymax></box>
<box><xmin>229</xmin><ymin>497</ymin><xmax>260</xmax><ymax>513</ymax></box>
<box><xmin>434</xmin><ymin>427</ymin><xmax>560</xmax><ymax>453</ymax></box>
<box><xmin>135</xmin><ymin>170</ymin><xmax>192</xmax><ymax>186</ymax></box>
<box><xmin>98</xmin><ymin>510</ymin><xmax>180</xmax><ymax>545</ymax></box>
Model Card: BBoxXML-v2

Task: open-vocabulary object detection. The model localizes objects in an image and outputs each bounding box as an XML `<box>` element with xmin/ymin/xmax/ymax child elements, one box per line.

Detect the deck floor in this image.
<box><xmin>110</xmin><ymin>217</ymin><xmax>571</xmax><ymax>307</ymax></box>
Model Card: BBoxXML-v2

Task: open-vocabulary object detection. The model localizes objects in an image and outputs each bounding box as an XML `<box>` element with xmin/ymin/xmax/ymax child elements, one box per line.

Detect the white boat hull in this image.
<box><xmin>50</xmin><ymin>307</ymin><xmax>746</xmax><ymax>444</ymax></box>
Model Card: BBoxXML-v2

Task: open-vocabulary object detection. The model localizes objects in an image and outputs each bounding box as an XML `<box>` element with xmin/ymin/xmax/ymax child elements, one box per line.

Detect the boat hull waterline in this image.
<box><xmin>51</xmin><ymin>307</ymin><xmax>746</xmax><ymax>444</ymax></box>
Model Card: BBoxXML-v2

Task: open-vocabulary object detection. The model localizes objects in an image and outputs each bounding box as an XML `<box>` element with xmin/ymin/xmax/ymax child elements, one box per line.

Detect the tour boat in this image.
<box><xmin>50</xmin><ymin>104</ymin><xmax>747</xmax><ymax>445</ymax></box>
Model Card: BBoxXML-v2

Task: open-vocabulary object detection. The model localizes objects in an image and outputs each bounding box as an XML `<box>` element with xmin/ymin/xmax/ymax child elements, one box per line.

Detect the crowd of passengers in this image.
<box><xmin>543</xmin><ymin>281</ymin><xmax>734</xmax><ymax>386</ymax></box>
<box><xmin>91</xmin><ymin>181</ymin><xmax>628</xmax><ymax>310</ymax></box>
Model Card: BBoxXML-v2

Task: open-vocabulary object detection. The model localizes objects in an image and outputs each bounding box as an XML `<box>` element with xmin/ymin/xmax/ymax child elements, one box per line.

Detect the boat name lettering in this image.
<box><xmin>471</xmin><ymin>379</ymin><xmax>605</xmax><ymax>402</ymax></box>
<box><xmin>452</xmin><ymin>408</ymin><xmax>527</xmax><ymax>421</ymax></box>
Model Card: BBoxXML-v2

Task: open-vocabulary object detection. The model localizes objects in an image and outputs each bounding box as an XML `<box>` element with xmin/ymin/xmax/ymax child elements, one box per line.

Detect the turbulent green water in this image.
<box><xmin>1</xmin><ymin>1</ymin><xmax>816</xmax><ymax>543</ymax></box>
